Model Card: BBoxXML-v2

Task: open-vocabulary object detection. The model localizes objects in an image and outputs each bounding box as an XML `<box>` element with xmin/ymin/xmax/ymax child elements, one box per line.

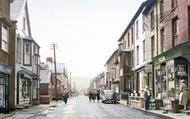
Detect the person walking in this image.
<box><xmin>179</xmin><ymin>80</ymin><xmax>188</xmax><ymax>110</ymax></box>
<box><xmin>143</xmin><ymin>86</ymin><xmax>151</xmax><ymax>110</ymax></box>
<box><xmin>92</xmin><ymin>90</ymin><xmax>96</xmax><ymax>102</ymax></box>
<box><xmin>63</xmin><ymin>88</ymin><xmax>69</xmax><ymax>104</ymax></box>
<box><xmin>88</xmin><ymin>90</ymin><xmax>93</xmax><ymax>102</ymax></box>
<box><xmin>96</xmin><ymin>90</ymin><xmax>100</xmax><ymax>102</ymax></box>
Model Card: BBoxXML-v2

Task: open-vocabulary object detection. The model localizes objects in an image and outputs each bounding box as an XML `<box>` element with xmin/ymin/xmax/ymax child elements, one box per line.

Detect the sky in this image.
<box><xmin>28</xmin><ymin>0</ymin><xmax>145</xmax><ymax>89</ymax></box>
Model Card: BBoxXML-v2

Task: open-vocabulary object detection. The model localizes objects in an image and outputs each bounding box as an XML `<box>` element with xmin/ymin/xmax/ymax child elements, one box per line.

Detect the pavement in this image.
<box><xmin>125</xmin><ymin>102</ymin><xmax>190</xmax><ymax>119</ymax></box>
<box><xmin>0</xmin><ymin>101</ymin><xmax>59</xmax><ymax>119</ymax></box>
<box><xmin>0</xmin><ymin>97</ymin><xmax>190</xmax><ymax>119</ymax></box>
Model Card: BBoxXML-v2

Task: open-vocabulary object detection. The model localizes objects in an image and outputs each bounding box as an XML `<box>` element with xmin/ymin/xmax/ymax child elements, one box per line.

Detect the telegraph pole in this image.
<box><xmin>52</xmin><ymin>43</ymin><xmax>58</xmax><ymax>101</ymax></box>
<box><xmin>70</xmin><ymin>72</ymin><xmax>72</xmax><ymax>97</ymax></box>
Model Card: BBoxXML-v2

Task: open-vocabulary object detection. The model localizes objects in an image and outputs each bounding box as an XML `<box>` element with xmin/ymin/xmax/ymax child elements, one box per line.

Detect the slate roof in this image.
<box><xmin>10</xmin><ymin>0</ymin><xmax>27</xmax><ymax>20</ymax></box>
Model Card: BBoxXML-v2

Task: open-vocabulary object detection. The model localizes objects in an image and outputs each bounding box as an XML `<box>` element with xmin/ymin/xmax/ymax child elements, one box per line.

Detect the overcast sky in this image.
<box><xmin>28</xmin><ymin>0</ymin><xmax>145</xmax><ymax>89</ymax></box>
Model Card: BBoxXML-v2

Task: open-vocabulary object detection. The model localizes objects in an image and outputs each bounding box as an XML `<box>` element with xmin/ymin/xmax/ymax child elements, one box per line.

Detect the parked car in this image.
<box><xmin>100</xmin><ymin>90</ymin><xmax>118</xmax><ymax>104</ymax></box>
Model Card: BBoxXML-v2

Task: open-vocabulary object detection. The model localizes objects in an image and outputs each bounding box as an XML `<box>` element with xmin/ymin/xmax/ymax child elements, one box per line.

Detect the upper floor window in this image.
<box><xmin>131</xmin><ymin>27</ymin><xmax>134</xmax><ymax>44</ymax></box>
<box><xmin>136</xmin><ymin>20</ymin><xmax>139</xmax><ymax>39</ymax></box>
<box><xmin>172</xmin><ymin>17</ymin><xmax>178</xmax><ymax>47</ymax></box>
<box><xmin>1</xmin><ymin>25</ymin><xmax>9</xmax><ymax>52</ymax></box>
<box><xmin>142</xmin><ymin>15</ymin><xmax>146</xmax><ymax>32</ymax></box>
<box><xmin>160</xmin><ymin>28</ymin><xmax>165</xmax><ymax>52</ymax></box>
<box><xmin>136</xmin><ymin>46</ymin><xmax>139</xmax><ymax>65</ymax></box>
<box><xmin>127</xmin><ymin>33</ymin><xmax>130</xmax><ymax>47</ymax></box>
<box><xmin>151</xmin><ymin>36</ymin><xmax>155</xmax><ymax>58</ymax></box>
<box><xmin>171</xmin><ymin>0</ymin><xmax>177</xmax><ymax>9</ymax></box>
<box><xmin>150</xmin><ymin>10</ymin><xmax>155</xmax><ymax>30</ymax></box>
<box><xmin>160</xmin><ymin>0</ymin><xmax>164</xmax><ymax>21</ymax></box>
<box><xmin>24</xmin><ymin>41</ymin><xmax>31</xmax><ymax>65</ymax></box>
<box><xmin>143</xmin><ymin>40</ymin><xmax>145</xmax><ymax>61</ymax></box>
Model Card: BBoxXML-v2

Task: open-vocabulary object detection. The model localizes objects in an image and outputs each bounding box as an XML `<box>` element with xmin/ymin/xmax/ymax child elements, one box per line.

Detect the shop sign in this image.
<box><xmin>145</xmin><ymin>65</ymin><xmax>152</xmax><ymax>73</ymax></box>
<box><xmin>0</xmin><ymin>65</ymin><xmax>13</xmax><ymax>74</ymax></box>
<box><xmin>159</xmin><ymin>56</ymin><xmax>166</xmax><ymax>63</ymax></box>
<box><xmin>176</xmin><ymin>64</ymin><xmax>187</xmax><ymax>77</ymax></box>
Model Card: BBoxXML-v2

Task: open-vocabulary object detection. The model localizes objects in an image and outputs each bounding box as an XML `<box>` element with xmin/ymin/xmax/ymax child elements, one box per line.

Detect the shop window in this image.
<box><xmin>33</xmin><ymin>80</ymin><xmax>38</xmax><ymax>99</ymax></box>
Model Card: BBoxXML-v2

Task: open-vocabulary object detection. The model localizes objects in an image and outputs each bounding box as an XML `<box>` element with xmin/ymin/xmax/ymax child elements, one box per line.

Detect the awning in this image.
<box><xmin>153</xmin><ymin>41</ymin><xmax>190</xmax><ymax>66</ymax></box>
<box><xmin>17</xmin><ymin>67</ymin><xmax>39</xmax><ymax>78</ymax></box>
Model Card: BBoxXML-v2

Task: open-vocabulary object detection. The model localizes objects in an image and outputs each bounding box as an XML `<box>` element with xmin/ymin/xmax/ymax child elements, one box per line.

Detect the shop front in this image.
<box><xmin>0</xmin><ymin>64</ymin><xmax>13</xmax><ymax>113</ymax></box>
<box><xmin>153</xmin><ymin>42</ymin><xmax>190</xmax><ymax>111</ymax></box>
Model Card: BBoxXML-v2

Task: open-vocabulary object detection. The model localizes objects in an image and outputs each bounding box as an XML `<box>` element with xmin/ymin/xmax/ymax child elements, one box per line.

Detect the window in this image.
<box><xmin>32</xmin><ymin>80</ymin><xmax>38</xmax><ymax>99</ymax></box>
<box><xmin>128</xmin><ymin>33</ymin><xmax>130</xmax><ymax>47</ymax></box>
<box><xmin>172</xmin><ymin>17</ymin><xmax>178</xmax><ymax>47</ymax></box>
<box><xmin>150</xmin><ymin>11</ymin><xmax>155</xmax><ymax>30</ymax></box>
<box><xmin>160</xmin><ymin>0</ymin><xmax>164</xmax><ymax>21</ymax></box>
<box><xmin>17</xmin><ymin>38</ymin><xmax>21</xmax><ymax>63</ymax></box>
<box><xmin>171</xmin><ymin>0</ymin><xmax>177</xmax><ymax>9</ymax></box>
<box><xmin>143</xmin><ymin>15</ymin><xmax>146</xmax><ymax>32</ymax></box>
<box><xmin>137</xmin><ymin>46</ymin><xmax>139</xmax><ymax>65</ymax></box>
<box><xmin>143</xmin><ymin>40</ymin><xmax>145</xmax><ymax>61</ymax></box>
<box><xmin>131</xmin><ymin>50</ymin><xmax>134</xmax><ymax>66</ymax></box>
<box><xmin>136</xmin><ymin>20</ymin><xmax>139</xmax><ymax>39</ymax></box>
<box><xmin>24</xmin><ymin>42</ymin><xmax>31</xmax><ymax>65</ymax></box>
<box><xmin>1</xmin><ymin>25</ymin><xmax>9</xmax><ymax>52</ymax></box>
<box><xmin>131</xmin><ymin>27</ymin><xmax>134</xmax><ymax>44</ymax></box>
<box><xmin>160</xmin><ymin>28</ymin><xmax>165</xmax><ymax>52</ymax></box>
<box><xmin>151</xmin><ymin>36</ymin><xmax>155</xmax><ymax>58</ymax></box>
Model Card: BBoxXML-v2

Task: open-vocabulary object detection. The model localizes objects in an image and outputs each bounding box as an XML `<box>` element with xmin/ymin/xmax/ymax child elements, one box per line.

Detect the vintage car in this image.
<box><xmin>100</xmin><ymin>90</ymin><xmax>118</xmax><ymax>104</ymax></box>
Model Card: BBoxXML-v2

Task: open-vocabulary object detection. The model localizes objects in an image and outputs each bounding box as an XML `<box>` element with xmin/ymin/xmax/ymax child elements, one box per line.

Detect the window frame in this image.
<box><xmin>1</xmin><ymin>24</ymin><xmax>9</xmax><ymax>53</ymax></box>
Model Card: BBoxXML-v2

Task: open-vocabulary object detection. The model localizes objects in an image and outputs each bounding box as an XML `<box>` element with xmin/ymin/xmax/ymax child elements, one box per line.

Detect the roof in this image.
<box><xmin>40</xmin><ymin>70</ymin><xmax>51</xmax><ymax>83</ymax></box>
<box><xmin>105</xmin><ymin>49</ymin><xmax>118</xmax><ymax>66</ymax></box>
<box><xmin>47</xmin><ymin>62</ymin><xmax>65</xmax><ymax>74</ymax></box>
<box><xmin>10</xmin><ymin>0</ymin><xmax>27</xmax><ymax>20</ymax></box>
<box><xmin>143</xmin><ymin>0</ymin><xmax>156</xmax><ymax>15</ymax></box>
<box><xmin>118</xmin><ymin>1</ymin><xmax>147</xmax><ymax>42</ymax></box>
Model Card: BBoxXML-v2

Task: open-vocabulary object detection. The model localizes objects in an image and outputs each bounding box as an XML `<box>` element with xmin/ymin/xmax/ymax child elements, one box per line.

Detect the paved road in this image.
<box><xmin>30</xmin><ymin>95</ymin><xmax>164</xmax><ymax>119</ymax></box>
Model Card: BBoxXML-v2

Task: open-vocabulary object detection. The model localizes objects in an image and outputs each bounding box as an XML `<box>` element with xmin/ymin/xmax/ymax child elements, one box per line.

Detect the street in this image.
<box><xmin>28</xmin><ymin>95</ymin><xmax>164</xmax><ymax>119</ymax></box>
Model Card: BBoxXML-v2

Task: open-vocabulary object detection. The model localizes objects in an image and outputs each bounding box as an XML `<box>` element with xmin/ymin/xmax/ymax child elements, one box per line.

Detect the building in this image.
<box><xmin>39</xmin><ymin>69</ymin><xmax>51</xmax><ymax>104</ymax></box>
<box><xmin>149</xmin><ymin>0</ymin><xmax>190</xmax><ymax>106</ymax></box>
<box><xmin>105</xmin><ymin>49</ymin><xmax>119</xmax><ymax>91</ymax></box>
<box><xmin>10</xmin><ymin>0</ymin><xmax>40</xmax><ymax>109</ymax></box>
<box><xmin>0</xmin><ymin>0</ymin><xmax>13</xmax><ymax>113</ymax></box>
<box><xmin>46</xmin><ymin>57</ymin><xmax>68</xmax><ymax>100</ymax></box>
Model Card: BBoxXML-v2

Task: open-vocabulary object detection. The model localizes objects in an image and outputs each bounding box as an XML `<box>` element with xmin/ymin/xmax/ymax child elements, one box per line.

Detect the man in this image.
<box><xmin>63</xmin><ymin>88</ymin><xmax>69</xmax><ymax>104</ymax></box>
<box><xmin>144</xmin><ymin>86</ymin><xmax>151</xmax><ymax>110</ymax></box>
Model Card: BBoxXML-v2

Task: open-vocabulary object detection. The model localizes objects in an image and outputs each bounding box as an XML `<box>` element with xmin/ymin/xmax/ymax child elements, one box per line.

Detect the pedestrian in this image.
<box><xmin>63</xmin><ymin>88</ymin><xmax>69</xmax><ymax>104</ymax></box>
<box><xmin>96</xmin><ymin>90</ymin><xmax>100</xmax><ymax>102</ymax></box>
<box><xmin>179</xmin><ymin>80</ymin><xmax>188</xmax><ymax>110</ymax></box>
<box><xmin>143</xmin><ymin>86</ymin><xmax>151</xmax><ymax>110</ymax></box>
<box><xmin>91</xmin><ymin>90</ymin><xmax>96</xmax><ymax>102</ymax></box>
<box><xmin>88</xmin><ymin>90</ymin><xmax>93</xmax><ymax>102</ymax></box>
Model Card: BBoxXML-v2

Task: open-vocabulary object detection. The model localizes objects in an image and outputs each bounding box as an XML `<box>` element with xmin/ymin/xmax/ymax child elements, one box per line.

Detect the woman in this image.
<box><xmin>179</xmin><ymin>80</ymin><xmax>188</xmax><ymax>110</ymax></box>
<box><xmin>96</xmin><ymin>90</ymin><xmax>100</xmax><ymax>102</ymax></box>
<box><xmin>88</xmin><ymin>90</ymin><xmax>93</xmax><ymax>102</ymax></box>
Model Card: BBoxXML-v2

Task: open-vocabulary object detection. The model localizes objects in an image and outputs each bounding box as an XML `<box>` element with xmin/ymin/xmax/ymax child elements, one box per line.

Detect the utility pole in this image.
<box><xmin>69</xmin><ymin>72</ymin><xmax>72</xmax><ymax>97</ymax></box>
<box><xmin>51</xmin><ymin>43</ymin><xmax>58</xmax><ymax>101</ymax></box>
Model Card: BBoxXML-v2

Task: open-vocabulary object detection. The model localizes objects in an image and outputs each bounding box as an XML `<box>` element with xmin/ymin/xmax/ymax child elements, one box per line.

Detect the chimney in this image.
<box><xmin>46</xmin><ymin>57</ymin><xmax>53</xmax><ymax>63</ymax></box>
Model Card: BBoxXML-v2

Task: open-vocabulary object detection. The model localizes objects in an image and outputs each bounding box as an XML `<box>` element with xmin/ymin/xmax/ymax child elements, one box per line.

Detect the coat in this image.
<box><xmin>179</xmin><ymin>83</ymin><xmax>188</xmax><ymax>105</ymax></box>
